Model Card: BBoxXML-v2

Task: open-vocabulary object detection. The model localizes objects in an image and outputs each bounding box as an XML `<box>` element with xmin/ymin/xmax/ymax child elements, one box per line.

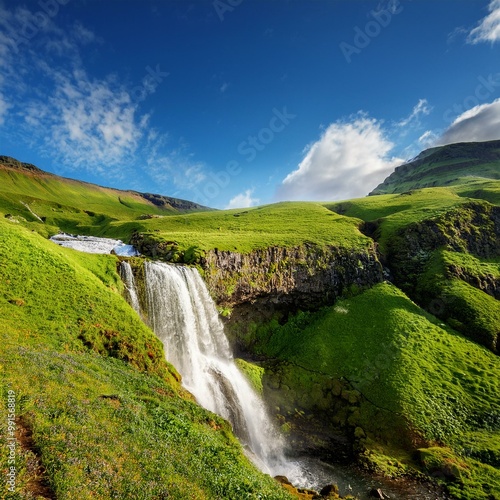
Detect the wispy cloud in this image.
<box><xmin>42</xmin><ymin>70</ymin><xmax>145</xmax><ymax>173</ymax></box>
<box><xmin>468</xmin><ymin>0</ymin><xmax>500</xmax><ymax>44</ymax></box>
<box><xmin>397</xmin><ymin>98</ymin><xmax>432</xmax><ymax>128</ymax></box>
<box><xmin>0</xmin><ymin>3</ymin><xmax>208</xmax><ymax>197</ymax></box>
<box><xmin>225</xmin><ymin>189</ymin><xmax>259</xmax><ymax>209</ymax></box>
<box><xmin>143</xmin><ymin>130</ymin><xmax>208</xmax><ymax>193</ymax></box>
<box><xmin>276</xmin><ymin>113</ymin><xmax>402</xmax><ymax>202</ymax></box>
<box><xmin>438</xmin><ymin>98</ymin><xmax>500</xmax><ymax>145</ymax></box>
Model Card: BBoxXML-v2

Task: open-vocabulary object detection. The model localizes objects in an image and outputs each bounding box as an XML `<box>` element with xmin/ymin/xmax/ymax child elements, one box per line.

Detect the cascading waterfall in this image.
<box><xmin>142</xmin><ymin>261</ymin><xmax>298</xmax><ymax>477</ymax></box>
<box><xmin>119</xmin><ymin>262</ymin><xmax>142</xmax><ymax>316</ymax></box>
<box><xmin>118</xmin><ymin>260</ymin><xmax>439</xmax><ymax>498</ymax></box>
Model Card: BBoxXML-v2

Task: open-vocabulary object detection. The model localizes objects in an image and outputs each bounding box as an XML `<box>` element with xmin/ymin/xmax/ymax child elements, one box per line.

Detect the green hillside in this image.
<box><xmin>0</xmin><ymin>156</ymin><xmax>209</xmax><ymax>238</ymax></box>
<box><xmin>254</xmin><ymin>283</ymin><xmax>500</xmax><ymax>500</ymax></box>
<box><xmin>370</xmin><ymin>140</ymin><xmax>500</xmax><ymax>195</ymax></box>
<box><xmin>0</xmin><ymin>218</ymin><xmax>293</xmax><ymax>499</ymax></box>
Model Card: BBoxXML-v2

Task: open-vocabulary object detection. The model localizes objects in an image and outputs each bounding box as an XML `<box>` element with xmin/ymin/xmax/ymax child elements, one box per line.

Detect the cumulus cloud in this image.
<box><xmin>438</xmin><ymin>98</ymin><xmax>500</xmax><ymax>145</ymax></box>
<box><xmin>276</xmin><ymin>114</ymin><xmax>402</xmax><ymax>202</ymax></box>
<box><xmin>468</xmin><ymin>0</ymin><xmax>500</xmax><ymax>44</ymax></box>
<box><xmin>225</xmin><ymin>189</ymin><xmax>259</xmax><ymax>209</ymax></box>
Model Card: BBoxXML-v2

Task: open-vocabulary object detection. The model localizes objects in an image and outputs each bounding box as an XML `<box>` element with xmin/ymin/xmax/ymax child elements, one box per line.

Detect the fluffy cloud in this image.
<box><xmin>438</xmin><ymin>98</ymin><xmax>500</xmax><ymax>145</ymax></box>
<box><xmin>468</xmin><ymin>0</ymin><xmax>500</xmax><ymax>44</ymax></box>
<box><xmin>276</xmin><ymin>114</ymin><xmax>402</xmax><ymax>202</ymax></box>
<box><xmin>225</xmin><ymin>189</ymin><xmax>259</xmax><ymax>209</ymax></box>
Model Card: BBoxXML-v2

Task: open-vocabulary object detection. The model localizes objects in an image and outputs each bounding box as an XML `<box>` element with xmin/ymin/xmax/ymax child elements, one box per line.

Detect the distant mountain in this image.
<box><xmin>0</xmin><ymin>156</ymin><xmax>210</xmax><ymax>231</ymax></box>
<box><xmin>370</xmin><ymin>140</ymin><xmax>500</xmax><ymax>195</ymax></box>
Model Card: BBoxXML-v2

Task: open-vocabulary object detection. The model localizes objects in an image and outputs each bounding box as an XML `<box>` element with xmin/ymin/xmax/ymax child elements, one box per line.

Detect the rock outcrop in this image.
<box><xmin>200</xmin><ymin>243</ymin><xmax>384</xmax><ymax>308</ymax></box>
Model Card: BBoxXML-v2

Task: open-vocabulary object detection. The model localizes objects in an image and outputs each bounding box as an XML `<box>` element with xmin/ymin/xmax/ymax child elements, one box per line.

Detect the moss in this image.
<box><xmin>234</xmin><ymin>358</ymin><xmax>265</xmax><ymax>395</ymax></box>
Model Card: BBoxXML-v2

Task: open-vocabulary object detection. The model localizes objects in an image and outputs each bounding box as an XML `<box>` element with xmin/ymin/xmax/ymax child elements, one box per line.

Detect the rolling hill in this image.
<box><xmin>370</xmin><ymin>140</ymin><xmax>500</xmax><ymax>195</ymax></box>
<box><xmin>0</xmin><ymin>155</ymin><xmax>210</xmax><ymax>238</ymax></box>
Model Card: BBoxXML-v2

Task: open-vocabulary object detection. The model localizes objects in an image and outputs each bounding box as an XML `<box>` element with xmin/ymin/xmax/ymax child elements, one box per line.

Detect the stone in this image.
<box><xmin>319</xmin><ymin>483</ymin><xmax>339</xmax><ymax>497</ymax></box>
<box><xmin>368</xmin><ymin>487</ymin><xmax>387</xmax><ymax>499</ymax></box>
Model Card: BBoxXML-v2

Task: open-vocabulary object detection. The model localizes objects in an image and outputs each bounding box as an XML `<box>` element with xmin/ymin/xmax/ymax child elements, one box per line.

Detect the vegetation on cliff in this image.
<box><xmin>249</xmin><ymin>283</ymin><xmax>500</xmax><ymax>499</ymax></box>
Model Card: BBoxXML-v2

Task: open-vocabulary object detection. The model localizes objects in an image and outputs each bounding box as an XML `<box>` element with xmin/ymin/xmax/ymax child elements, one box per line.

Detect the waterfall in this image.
<box><xmin>119</xmin><ymin>262</ymin><xmax>142</xmax><ymax>316</ymax></box>
<box><xmin>142</xmin><ymin>261</ymin><xmax>297</xmax><ymax>477</ymax></box>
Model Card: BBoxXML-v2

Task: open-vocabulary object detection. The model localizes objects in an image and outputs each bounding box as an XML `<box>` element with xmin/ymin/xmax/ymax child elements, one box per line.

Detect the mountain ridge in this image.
<box><xmin>0</xmin><ymin>155</ymin><xmax>211</xmax><ymax>214</ymax></box>
<box><xmin>371</xmin><ymin>139</ymin><xmax>500</xmax><ymax>195</ymax></box>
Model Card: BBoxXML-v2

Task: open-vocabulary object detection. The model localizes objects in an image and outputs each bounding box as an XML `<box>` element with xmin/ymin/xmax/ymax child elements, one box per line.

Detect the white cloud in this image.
<box><xmin>468</xmin><ymin>0</ymin><xmax>500</xmax><ymax>44</ymax></box>
<box><xmin>438</xmin><ymin>98</ymin><xmax>500</xmax><ymax>145</ymax></box>
<box><xmin>29</xmin><ymin>69</ymin><xmax>146</xmax><ymax>173</ymax></box>
<box><xmin>220</xmin><ymin>82</ymin><xmax>230</xmax><ymax>93</ymax></box>
<box><xmin>143</xmin><ymin>130</ymin><xmax>208</xmax><ymax>192</ymax></box>
<box><xmin>225</xmin><ymin>189</ymin><xmax>259</xmax><ymax>209</ymax></box>
<box><xmin>276</xmin><ymin>114</ymin><xmax>403</xmax><ymax>202</ymax></box>
<box><xmin>418</xmin><ymin>130</ymin><xmax>439</xmax><ymax>147</ymax></box>
<box><xmin>398</xmin><ymin>98</ymin><xmax>432</xmax><ymax>128</ymax></box>
<box><xmin>0</xmin><ymin>93</ymin><xmax>10</xmax><ymax>125</ymax></box>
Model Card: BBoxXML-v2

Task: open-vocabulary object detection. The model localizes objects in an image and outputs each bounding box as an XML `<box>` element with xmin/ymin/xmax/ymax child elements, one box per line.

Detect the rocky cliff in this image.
<box><xmin>200</xmin><ymin>243</ymin><xmax>384</xmax><ymax>308</ymax></box>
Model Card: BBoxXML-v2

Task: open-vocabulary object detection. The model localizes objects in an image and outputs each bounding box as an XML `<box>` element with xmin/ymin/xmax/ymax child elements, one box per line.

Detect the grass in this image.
<box><xmin>370</xmin><ymin>140</ymin><xmax>500</xmax><ymax>195</ymax></box>
<box><xmin>104</xmin><ymin>202</ymin><xmax>371</xmax><ymax>255</ymax></box>
<box><xmin>252</xmin><ymin>283</ymin><xmax>500</xmax><ymax>499</ymax></box>
<box><xmin>413</xmin><ymin>250</ymin><xmax>500</xmax><ymax>353</ymax></box>
<box><xmin>326</xmin><ymin>187</ymin><xmax>471</xmax><ymax>252</ymax></box>
<box><xmin>0</xmin><ymin>165</ymin><xmax>207</xmax><ymax>239</ymax></box>
<box><xmin>0</xmin><ymin>219</ymin><xmax>293</xmax><ymax>499</ymax></box>
<box><xmin>327</xmin><ymin>180</ymin><xmax>500</xmax><ymax>254</ymax></box>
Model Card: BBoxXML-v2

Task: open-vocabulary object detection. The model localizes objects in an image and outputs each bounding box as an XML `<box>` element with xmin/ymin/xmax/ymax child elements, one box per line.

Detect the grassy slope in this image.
<box><xmin>1</xmin><ymin>157</ymin><xmax>500</xmax><ymax>498</ymax></box>
<box><xmin>106</xmin><ymin>202</ymin><xmax>371</xmax><ymax>254</ymax></box>
<box><xmin>255</xmin><ymin>283</ymin><xmax>500</xmax><ymax>500</ymax></box>
<box><xmin>370</xmin><ymin>140</ymin><xmax>500</xmax><ymax>195</ymax></box>
<box><xmin>0</xmin><ymin>166</ymin><xmax>206</xmax><ymax>238</ymax></box>
<box><xmin>0</xmin><ymin>219</ymin><xmax>292</xmax><ymax>500</ymax></box>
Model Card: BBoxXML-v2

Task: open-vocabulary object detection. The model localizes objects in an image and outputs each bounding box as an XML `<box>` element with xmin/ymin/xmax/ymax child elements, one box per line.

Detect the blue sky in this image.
<box><xmin>1</xmin><ymin>0</ymin><xmax>500</xmax><ymax>208</ymax></box>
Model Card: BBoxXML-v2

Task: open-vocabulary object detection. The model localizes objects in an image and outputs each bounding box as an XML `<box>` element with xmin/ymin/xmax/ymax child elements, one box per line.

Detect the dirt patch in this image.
<box><xmin>15</xmin><ymin>416</ymin><xmax>56</xmax><ymax>499</ymax></box>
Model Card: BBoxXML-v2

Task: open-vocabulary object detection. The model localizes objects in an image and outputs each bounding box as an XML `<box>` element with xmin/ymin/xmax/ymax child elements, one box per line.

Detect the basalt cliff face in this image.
<box><xmin>131</xmin><ymin>231</ymin><xmax>384</xmax><ymax>310</ymax></box>
<box><xmin>199</xmin><ymin>243</ymin><xmax>384</xmax><ymax>308</ymax></box>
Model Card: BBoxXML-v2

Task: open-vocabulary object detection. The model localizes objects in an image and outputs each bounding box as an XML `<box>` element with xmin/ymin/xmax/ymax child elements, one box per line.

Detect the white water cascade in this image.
<box><xmin>142</xmin><ymin>261</ymin><xmax>299</xmax><ymax>477</ymax></box>
<box><xmin>119</xmin><ymin>262</ymin><xmax>142</xmax><ymax>317</ymax></box>
<box><xmin>119</xmin><ymin>261</ymin><xmax>443</xmax><ymax>498</ymax></box>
